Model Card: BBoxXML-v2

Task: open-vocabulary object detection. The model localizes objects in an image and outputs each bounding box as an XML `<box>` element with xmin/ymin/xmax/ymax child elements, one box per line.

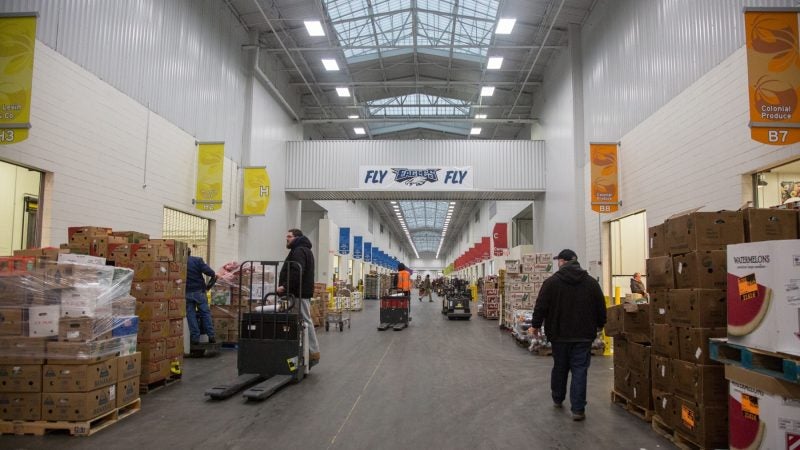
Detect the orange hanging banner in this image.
<box><xmin>744</xmin><ymin>8</ymin><xmax>800</xmax><ymax>145</ymax></box>
<box><xmin>590</xmin><ymin>142</ymin><xmax>619</xmax><ymax>213</ymax></box>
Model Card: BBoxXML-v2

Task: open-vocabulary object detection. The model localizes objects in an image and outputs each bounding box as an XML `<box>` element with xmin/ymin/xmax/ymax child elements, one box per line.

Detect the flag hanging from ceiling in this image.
<box><xmin>195</xmin><ymin>142</ymin><xmax>224</xmax><ymax>211</ymax></box>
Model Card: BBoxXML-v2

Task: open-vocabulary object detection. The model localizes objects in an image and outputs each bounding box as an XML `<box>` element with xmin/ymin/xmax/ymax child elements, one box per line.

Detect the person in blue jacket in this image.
<box><xmin>186</xmin><ymin>249</ymin><xmax>217</xmax><ymax>344</ymax></box>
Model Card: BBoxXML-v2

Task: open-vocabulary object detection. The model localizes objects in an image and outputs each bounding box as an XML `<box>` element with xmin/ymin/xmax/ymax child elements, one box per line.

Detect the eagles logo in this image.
<box><xmin>392</xmin><ymin>168</ymin><xmax>440</xmax><ymax>186</ymax></box>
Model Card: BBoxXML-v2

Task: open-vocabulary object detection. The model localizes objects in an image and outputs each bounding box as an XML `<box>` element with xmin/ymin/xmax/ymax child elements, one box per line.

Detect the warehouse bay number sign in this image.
<box><xmin>0</xmin><ymin>13</ymin><xmax>37</xmax><ymax>145</ymax></box>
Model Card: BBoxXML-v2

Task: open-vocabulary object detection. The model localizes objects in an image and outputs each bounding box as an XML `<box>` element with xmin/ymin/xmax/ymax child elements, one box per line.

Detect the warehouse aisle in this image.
<box><xmin>5</xmin><ymin>296</ymin><xmax>673</xmax><ymax>449</ymax></box>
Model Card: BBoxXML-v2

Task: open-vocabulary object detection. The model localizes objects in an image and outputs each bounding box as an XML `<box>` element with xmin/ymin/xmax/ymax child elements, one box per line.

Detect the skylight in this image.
<box><xmin>367</xmin><ymin>94</ymin><xmax>470</xmax><ymax>118</ymax></box>
<box><xmin>396</xmin><ymin>201</ymin><xmax>452</xmax><ymax>254</ymax></box>
<box><xmin>324</xmin><ymin>0</ymin><xmax>500</xmax><ymax>63</ymax></box>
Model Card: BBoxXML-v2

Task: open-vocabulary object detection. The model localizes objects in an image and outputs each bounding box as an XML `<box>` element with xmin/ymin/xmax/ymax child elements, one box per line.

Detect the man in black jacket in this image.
<box><xmin>530</xmin><ymin>249</ymin><xmax>606</xmax><ymax>421</ymax></box>
<box><xmin>277</xmin><ymin>229</ymin><xmax>319</xmax><ymax>365</ymax></box>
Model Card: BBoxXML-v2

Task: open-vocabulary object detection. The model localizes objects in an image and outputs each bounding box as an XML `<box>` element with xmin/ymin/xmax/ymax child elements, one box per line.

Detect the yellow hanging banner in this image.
<box><xmin>241</xmin><ymin>167</ymin><xmax>271</xmax><ymax>216</ymax></box>
<box><xmin>0</xmin><ymin>13</ymin><xmax>37</xmax><ymax>145</ymax></box>
<box><xmin>195</xmin><ymin>142</ymin><xmax>224</xmax><ymax>211</ymax></box>
<box><xmin>744</xmin><ymin>8</ymin><xmax>800</xmax><ymax>145</ymax></box>
<box><xmin>590</xmin><ymin>142</ymin><xmax>619</xmax><ymax>213</ymax></box>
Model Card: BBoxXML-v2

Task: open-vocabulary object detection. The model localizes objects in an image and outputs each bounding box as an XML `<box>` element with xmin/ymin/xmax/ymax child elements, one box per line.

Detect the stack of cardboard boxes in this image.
<box><xmin>482</xmin><ymin>275</ymin><xmax>500</xmax><ymax>320</ymax></box>
<box><xmin>311</xmin><ymin>283</ymin><xmax>328</xmax><ymax>328</ymax></box>
<box><xmin>500</xmin><ymin>254</ymin><xmax>552</xmax><ymax>325</ymax></box>
<box><xmin>607</xmin><ymin>300</ymin><xmax>652</xmax><ymax>414</ymax></box>
<box><xmin>0</xmin><ymin>259</ymin><xmax>142</xmax><ymax>425</ymax></box>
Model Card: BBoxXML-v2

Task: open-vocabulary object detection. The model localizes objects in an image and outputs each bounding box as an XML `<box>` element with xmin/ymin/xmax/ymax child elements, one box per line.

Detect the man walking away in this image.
<box><xmin>186</xmin><ymin>249</ymin><xmax>217</xmax><ymax>344</ymax></box>
<box><xmin>423</xmin><ymin>274</ymin><xmax>433</xmax><ymax>302</ymax></box>
<box><xmin>530</xmin><ymin>249</ymin><xmax>606</xmax><ymax>421</ymax></box>
<box><xmin>277</xmin><ymin>229</ymin><xmax>320</xmax><ymax>366</ymax></box>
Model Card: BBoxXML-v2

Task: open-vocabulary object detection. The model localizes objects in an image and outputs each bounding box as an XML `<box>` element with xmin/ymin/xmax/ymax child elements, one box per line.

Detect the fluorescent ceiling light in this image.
<box><xmin>475</xmin><ymin>114</ymin><xmax>487</xmax><ymax>119</ymax></box>
<box><xmin>480</xmin><ymin>86</ymin><xmax>495</xmax><ymax>96</ymax></box>
<box><xmin>336</xmin><ymin>87</ymin><xmax>350</xmax><ymax>97</ymax></box>
<box><xmin>450</xmin><ymin>202</ymin><xmax>455</xmax><ymax>205</ymax></box>
<box><xmin>321</xmin><ymin>59</ymin><xmax>339</xmax><ymax>71</ymax></box>
<box><xmin>487</xmin><ymin>57</ymin><xmax>503</xmax><ymax>70</ymax></box>
<box><xmin>471</xmin><ymin>127</ymin><xmax>482</xmax><ymax>135</ymax></box>
<box><xmin>354</xmin><ymin>127</ymin><xmax>366</xmax><ymax>135</ymax></box>
<box><xmin>348</xmin><ymin>115</ymin><xmax>359</xmax><ymax>119</ymax></box>
<box><xmin>304</xmin><ymin>21</ymin><xmax>325</xmax><ymax>36</ymax></box>
<box><xmin>390</xmin><ymin>201</ymin><xmax>397</xmax><ymax>204</ymax></box>
<box><xmin>496</xmin><ymin>18</ymin><xmax>516</xmax><ymax>34</ymax></box>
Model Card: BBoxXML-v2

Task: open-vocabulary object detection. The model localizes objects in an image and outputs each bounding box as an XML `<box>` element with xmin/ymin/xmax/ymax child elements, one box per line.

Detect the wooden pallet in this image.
<box><xmin>140</xmin><ymin>376</ymin><xmax>181</xmax><ymax>394</ymax></box>
<box><xmin>0</xmin><ymin>398</ymin><xmax>141</xmax><ymax>437</ymax></box>
<box><xmin>610</xmin><ymin>390</ymin><xmax>653</xmax><ymax>422</ymax></box>
<box><xmin>650</xmin><ymin>414</ymin><xmax>725</xmax><ymax>450</ymax></box>
<box><xmin>709</xmin><ymin>338</ymin><xmax>799</xmax><ymax>383</ymax></box>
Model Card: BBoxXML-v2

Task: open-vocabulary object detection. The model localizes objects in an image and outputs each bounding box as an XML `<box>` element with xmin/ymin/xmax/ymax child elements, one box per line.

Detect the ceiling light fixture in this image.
<box><xmin>487</xmin><ymin>57</ymin><xmax>503</xmax><ymax>70</ymax></box>
<box><xmin>496</xmin><ymin>18</ymin><xmax>516</xmax><ymax>34</ymax></box>
<box><xmin>353</xmin><ymin>127</ymin><xmax>366</xmax><ymax>135</ymax></box>
<box><xmin>336</xmin><ymin>87</ymin><xmax>350</xmax><ymax>97</ymax></box>
<box><xmin>475</xmin><ymin>114</ymin><xmax>487</xmax><ymax>119</ymax></box>
<box><xmin>348</xmin><ymin>115</ymin><xmax>359</xmax><ymax>119</ymax></box>
<box><xmin>470</xmin><ymin>128</ymin><xmax>482</xmax><ymax>135</ymax></box>
<box><xmin>480</xmin><ymin>86</ymin><xmax>495</xmax><ymax>96</ymax></box>
<box><xmin>304</xmin><ymin>21</ymin><xmax>325</xmax><ymax>37</ymax></box>
<box><xmin>321</xmin><ymin>59</ymin><xmax>339</xmax><ymax>71</ymax></box>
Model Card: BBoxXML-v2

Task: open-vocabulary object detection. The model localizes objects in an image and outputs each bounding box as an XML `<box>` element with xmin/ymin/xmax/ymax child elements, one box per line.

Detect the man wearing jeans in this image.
<box><xmin>277</xmin><ymin>229</ymin><xmax>320</xmax><ymax>366</ymax></box>
<box><xmin>186</xmin><ymin>249</ymin><xmax>217</xmax><ymax>344</ymax></box>
<box><xmin>530</xmin><ymin>249</ymin><xmax>606</xmax><ymax>421</ymax></box>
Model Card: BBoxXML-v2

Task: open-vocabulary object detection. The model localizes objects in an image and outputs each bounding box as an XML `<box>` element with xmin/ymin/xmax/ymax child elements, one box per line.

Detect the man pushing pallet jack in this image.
<box><xmin>378</xmin><ymin>263</ymin><xmax>412</xmax><ymax>331</ymax></box>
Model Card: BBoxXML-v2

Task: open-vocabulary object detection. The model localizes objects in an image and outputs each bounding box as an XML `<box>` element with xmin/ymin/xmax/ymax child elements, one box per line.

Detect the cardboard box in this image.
<box><xmin>107</xmin><ymin>243</ymin><xmax>134</xmax><ymax>263</ymax></box>
<box><xmin>726</xmin><ymin>239</ymin><xmax>800</xmax><ymax>357</ymax></box>
<box><xmin>57</xmin><ymin>253</ymin><xmax>106</xmax><ymax>266</ymax></box>
<box><xmin>626</xmin><ymin>342</ymin><xmax>650</xmax><ymax>376</ymax></box>
<box><xmin>58</xmin><ymin>317</ymin><xmax>109</xmax><ymax>342</ymax></box>
<box><xmin>604</xmin><ymin>305</ymin><xmax>623</xmax><ymax>337</ymax></box>
<box><xmin>742</xmin><ymin>208</ymin><xmax>798</xmax><ymax>242</ymax></box>
<box><xmin>138</xmin><ymin>320</ymin><xmax>169</xmax><ymax>341</ymax></box>
<box><xmin>648</xmin><ymin>223</ymin><xmax>667</xmax><ymax>257</ymax></box>
<box><xmin>649</xmin><ymin>289</ymin><xmax>668</xmax><ymax>324</ymax></box>
<box><xmin>165</xmin><ymin>336</ymin><xmax>182</xmax><ymax>358</ymax></box>
<box><xmin>652</xmin><ymin>389</ymin><xmax>675</xmax><ymax>429</ymax></box>
<box><xmin>139</xmin><ymin>359</ymin><xmax>170</xmax><ymax>384</ymax></box>
<box><xmin>651</xmin><ymin>324</ymin><xmax>679</xmax><ymax>358</ymax></box>
<box><xmin>41</xmin><ymin>385</ymin><xmax>116</xmax><ymax>421</ymax></box>
<box><xmin>505</xmin><ymin>260</ymin><xmax>520</xmax><ymax>273</ymax></box>
<box><xmin>0</xmin><ymin>364</ymin><xmax>42</xmax><ymax>392</ymax></box>
<box><xmin>27</xmin><ymin>305</ymin><xmax>59</xmax><ymax>337</ymax></box>
<box><xmin>168</xmin><ymin>297</ymin><xmax>185</xmax><ymax>319</ymax></box>
<box><xmin>613</xmin><ymin>365</ymin><xmax>633</xmax><ymax>399</ymax></box>
<box><xmin>131</xmin><ymin>280</ymin><xmax>171</xmax><ymax>300</ymax></box>
<box><xmin>629</xmin><ymin>371</ymin><xmax>653</xmax><ymax>410</ymax></box>
<box><xmin>646</xmin><ymin>256</ymin><xmax>674</xmax><ymax>289</ymax></box>
<box><xmin>677</xmin><ymin>327</ymin><xmax>725</xmax><ymax>365</ymax></box>
<box><xmin>673</xmin><ymin>396</ymin><xmax>728</xmax><ymax>448</ymax></box>
<box><xmin>0</xmin><ymin>307</ymin><xmax>24</xmax><ymax>336</ymax></box>
<box><xmin>117</xmin><ymin>352</ymin><xmax>141</xmax><ymax>380</ymax></box>
<box><xmin>725</xmin><ymin>365</ymin><xmax>800</xmax><ymax>450</ymax></box>
<box><xmin>116</xmin><ymin>376</ymin><xmax>139</xmax><ymax>408</ymax></box>
<box><xmin>667</xmin><ymin>289</ymin><xmax>727</xmax><ymax>328</ymax></box>
<box><xmin>133</xmin><ymin>261</ymin><xmax>171</xmax><ymax>281</ymax></box>
<box><xmin>46</xmin><ymin>341</ymin><xmax>118</xmax><ymax>363</ymax></box>
<box><xmin>670</xmin><ymin>360</ymin><xmax>726</xmax><ymax>405</ymax></box>
<box><xmin>651</xmin><ymin>355</ymin><xmax>672</xmax><ymax>392</ymax></box>
<box><xmin>622</xmin><ymin>304</ymin><xmax>651</xmax><ymax>343</ymax></box>
<box><xmin>0</xmin><ymin>392</ymin><xmax>41</xmax><ymax>420</ymax></box>
<box><xmin>135</xmin><ymin>300</ymin><xmax>169</xmax><ymax>321</ymax></box>
<box><xmin>111</xmin><ymin>231</ymin><xmax>150</xmax><ymax>244</ymax></box>
<box><xmin>169</xmin><ymin>318</ymin><xmax>183</xmax><ymax>337</ymax></box>
<box><xmin>666</xmin><ymin>210</ymin><xmax>744</xmax><ymax>255</ymax></box>
<box><xmin>0</xmin><ymin>337</ymin><xmax>46</xmax><ymax>364</ymax></box>
<box><xmin>673</xmin><ymin>251</ymin><xmax>727</xmax><ymax>289</ymax></box>
<box><xmin>43</xmin><ymin>359</ymin><xmax>117</xmax><ymax>392</ymax></box>
<box><xmin>131</xmin><ymin>244</ymin><xmax>156</xmax><ymax>262</ymax></box>
<box><xmin>68</xmin><ymin>226</ymin><xmax>112</xmax><ymax>241</ymax></box>
<box><xmin>138</xmin><ymin>339</ymin><xmax>166</xmax><ymax>361</ymax></box>
<box><xmin>613</xmin><ymin>337</ymin><xmax>627</xmax><ymax>364</ymax></box>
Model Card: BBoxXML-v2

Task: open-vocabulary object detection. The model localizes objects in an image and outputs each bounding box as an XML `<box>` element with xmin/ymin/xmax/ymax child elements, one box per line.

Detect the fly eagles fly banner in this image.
<box><xmin>359</xmin><ymin>166</ymin><xmax>473</xmax><ymax>190</ymax></box>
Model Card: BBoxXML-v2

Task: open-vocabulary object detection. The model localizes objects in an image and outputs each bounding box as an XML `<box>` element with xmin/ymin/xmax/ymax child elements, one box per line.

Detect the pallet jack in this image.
<box><xmin>206</xmin><ymin>261</ymin><xmax>309</xmax><ymax>401</ymax></box>
<box><xmin>377</xmin><ymin>290</ymin><xmax>410</xmax><ymax>331</ymax></box>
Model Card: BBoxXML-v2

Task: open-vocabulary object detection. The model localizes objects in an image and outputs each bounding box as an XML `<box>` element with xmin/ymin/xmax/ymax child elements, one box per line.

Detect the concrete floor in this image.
<box><xmin>4</xmin><ymin>294</ymin><xmax>675</xmax><ymax>449</ymax></box>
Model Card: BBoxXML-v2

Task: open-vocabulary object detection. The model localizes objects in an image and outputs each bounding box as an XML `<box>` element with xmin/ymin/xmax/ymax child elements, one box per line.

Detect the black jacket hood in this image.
<box><xmin>554</xmin><ymin>260</ymin><xmax>589</xmax><ymax>285</ymax></box>
<box><xmin>290</xmin><ymin>235</ymin><xmax>313</xmax><ymax>250</ymax></box>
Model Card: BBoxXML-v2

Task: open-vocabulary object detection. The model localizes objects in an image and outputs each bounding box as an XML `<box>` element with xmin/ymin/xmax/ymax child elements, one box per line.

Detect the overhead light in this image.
<box><xmin>348</xmin><ymin>115</ymin><xmax>359</xmax><ymax>119</ymax></box>
<box><xmin>304</xmin><ymin>21</ymin><xmax>325</xmax><ymax>36</ymax></box>
<box><xmin>487</xmin><ymin>57</ymin><xmax>503</xmax><ymax>70</ymax></box>
<box><xmin>475</xmin><ymin>114</ymin><xmax>487</xmax><ymax>119</ymax></box>
<box><xmin>321</xmin><ymin>59</ymin><xmax>339</xmax><ymax>71</ymax></box>
<box><xmin>480</xmin><ymin>86</ymin><xmax>495</xmax><ymax>96</ymax></box>
<box><xmin>354</xmin><ymin>127</ymin><xmax>366</xmax><ymax>135</ymax></box>
<box><xmin>496</xmin><ymin>18</ymin><xmax>516</xmax><ymax>34</ymax></box>
<box><xmin>449</xmin><ymin>202</ymin><xmax>455</xmax><ymax>205</ymax></box>
<box><xmin>336</xmin><ymin>87</ymin><xmax>350</xmax><ymax>97</ymax></box>
<box><xmin>470</xmin><ymin>128</ymin><xmax>482</xmax><ymax>135</ymax></box>
<box><xmin>390</xmin><ymin>201</ymin><xmax>397</xmax><ymax>204</ymax></box>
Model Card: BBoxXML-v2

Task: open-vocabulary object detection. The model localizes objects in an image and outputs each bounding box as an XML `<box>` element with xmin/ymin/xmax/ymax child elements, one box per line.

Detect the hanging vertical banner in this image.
<box><xmin>481</xmin><ymin>237</ymin><xmax>491</xmax><ymax>260</ymax></box>
<box><xmin>353</xmin><ymin>236</ymin><xmax>363</xmax><ymax>259</ymax></box>
<box><xmin>241</xmin><ymin>167</ymin><xmax>270</xmax><ymax>216</ymax></box>
<box><xmin>363</xmin><ymin>242</ymin><xmax>372</xmax><ymax>262</ymax></box>
<box><xmin>195</xmin><ymin>142</ymin><xmax>224</xmax><ymax>211</ymax></box>
<box><xmin>372</xmin><ymin>246</ymin><xmax>380</xmax><ymax>265</ymax></box>
<box><xmin>0</xmin><ymin>13</ymin><xmax>37</xmax><ymax>145</ymax></box>
<box><xmin>590</xmin><ymin>142</ymin><xmax>619</xmax><ymax>213</ymax></box>
<box><xmin>492</xmin><ymin>223</ymin><xmax>508</xmax><ymax>256</ymax></box>
<box><xmin>338</xmin><ymin>227</ymin><xmax>350</xmax><ymax>255</ymax></box>
<box><xmin>744</xmin><ymin>7</ymin><xmax>800</xmax><ymax>145</ymax></box>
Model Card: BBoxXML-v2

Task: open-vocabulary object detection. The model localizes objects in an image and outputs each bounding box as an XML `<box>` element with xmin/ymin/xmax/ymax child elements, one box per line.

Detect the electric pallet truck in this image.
<box><xmin>205</xmin><ymin>261</ymin><xmax>309</xmax><ymax>401</ymax></box>
<box><xmin>444</xmin><ymin>279</ymin><xmax>472</xmax><ymax>320</ymax></box>
<box><xmin>377</xmin><ymin>289</ymin><xmax>410</xmax><ymax>331</ymax></box>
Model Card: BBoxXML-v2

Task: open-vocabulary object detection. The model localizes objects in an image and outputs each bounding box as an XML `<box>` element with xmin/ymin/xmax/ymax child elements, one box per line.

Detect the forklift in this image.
<box><xmin>206</xmin><ymin>261</ymin><xmax>309</xmax><ymax>401</ymax></box>
<box><xmin>445</xmin><ymin>279</ymin><xmax>471</xmax><ymax>320</ymax></box>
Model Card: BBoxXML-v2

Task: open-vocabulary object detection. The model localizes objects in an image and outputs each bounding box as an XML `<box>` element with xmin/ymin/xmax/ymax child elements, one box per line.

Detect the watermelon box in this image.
<box><xmin>725</xmin><ymin>365</ymin><xmax>800</xmax><ymax>450</ymax></box>
<box><xmin>726</xmin><ymin>239</ymin><xmax>800</xmax><ymax>357</ymax></box>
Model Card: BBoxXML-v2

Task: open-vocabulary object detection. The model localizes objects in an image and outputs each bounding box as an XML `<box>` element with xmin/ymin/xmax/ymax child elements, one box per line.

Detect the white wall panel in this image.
<box><xmin>286</xmin><ymin>140</ymin><xmax>546</xmax><ymax>194</ymax></box>
<box><xmin>0</xmin><ymin>0</ymin><xmax>250</xmax><ymax>161</ymax></box>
